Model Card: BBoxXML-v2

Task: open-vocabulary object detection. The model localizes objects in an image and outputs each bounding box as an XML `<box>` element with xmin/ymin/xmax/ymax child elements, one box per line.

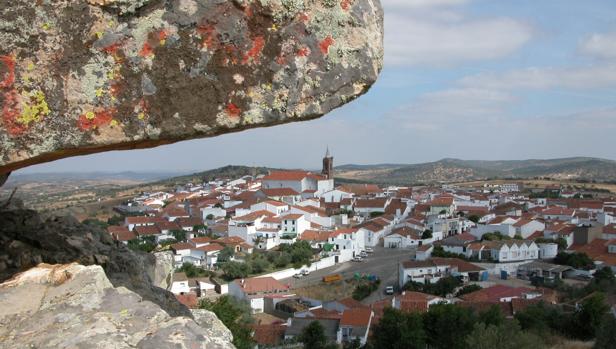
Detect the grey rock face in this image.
<box><xmin>150</xmin><ymin>250</ymin><xmax>175</xmax><ymax>290</ymax></box>
<box><xmin>0</xmin><ymin>208</ymin><xmax>190</xmax><ymax>317</ymax></box>
<box><xmin>0</xmin><ymin>263</ymin><xmax>235</xmax><ymax>349</ymax></box>
<box><xmin>0</xmin><ymin>0</ymin><xmax>383</xmax><ymax>174</ymax></box>
<box><xmin>192</xmin><ymin>309</ymin><xmax>235</xmax><ymax>346</ymax></box>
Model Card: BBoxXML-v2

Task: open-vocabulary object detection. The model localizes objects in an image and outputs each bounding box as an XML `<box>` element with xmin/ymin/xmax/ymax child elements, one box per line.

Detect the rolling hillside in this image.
<box><xmin>335</xmin><ymin>157</ymin><xmax>616</xmax><ymax>185</ymax></box>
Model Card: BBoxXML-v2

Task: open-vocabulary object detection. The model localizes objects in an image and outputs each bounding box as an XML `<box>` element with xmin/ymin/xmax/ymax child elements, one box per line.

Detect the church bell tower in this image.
<box><xmin>322</xmin><ymin>147</ymin><xmax>334</xmax><ymax>179</ymax></box>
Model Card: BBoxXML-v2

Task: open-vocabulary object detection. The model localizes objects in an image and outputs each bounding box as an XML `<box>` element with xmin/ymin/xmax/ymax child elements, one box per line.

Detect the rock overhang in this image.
<box><xmin>0</xmin><ymin>0</ymin><xmax>384</xmax><ymax>175</ymax></box>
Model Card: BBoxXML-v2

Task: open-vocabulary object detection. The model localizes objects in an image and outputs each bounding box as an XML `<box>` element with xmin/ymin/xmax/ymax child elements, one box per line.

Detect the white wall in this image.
<box><xmin>257</xmin><ymin>256</ymin><xmax>338</xmax><ymax>280</ymax></box>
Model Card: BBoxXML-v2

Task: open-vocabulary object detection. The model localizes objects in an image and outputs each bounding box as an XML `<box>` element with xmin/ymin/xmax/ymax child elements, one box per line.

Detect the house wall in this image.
<box><xmin>471</xmin><ymin>224</ymin><xmax>516</xmax><ymax>239</ymax></box>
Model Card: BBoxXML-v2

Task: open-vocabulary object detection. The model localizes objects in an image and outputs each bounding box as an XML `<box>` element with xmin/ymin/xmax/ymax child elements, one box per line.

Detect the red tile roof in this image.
<box><xmin>190</xmin><ymin>236</ymin><xmax>213</xmax><ymax>244</ymax></box>
<box><xmin>263</xmin><ymin>171</ymin><xmax>312</xmax><ymax>181</ymax></box>
<box><xmin>340</xmin><ymin>307</ymin><xmax>372</xmax><ymax>327</ymax></box>
<box><xmin>171</xmin><ymin>242</ymin><xmax>193</xmax><ymax>251</ymax></box>
<box><xmin>233</xmin><ymin>210</ymin><xmax>275</xmax><ymax>222</ymax></box>
<box><xmin>461</xmin><ymin>285</ymin><xmax>537</xmax><ymax>303</ymax></box>
<box><xmin>134</xmin><ymin>225</ymin><xmax>161</xmax><ymax>236</ymax></box>
<box><xmin>281</xmin><ymin>213</ymin><xmax>304</xmax><ymax>220</ymax></box>
<box><xmin>397</xmin><ymin>291</ymin><xmax>438</xmax><ymax>313</ymax></box>
<box><xmin>261</xmin><ymin>188</ymin><xmax>300</xmax><ymax>196</ymax></box>
<box><xmin>339</xmin><ymin>184</ymin><xmax>382</xmax><ymax>195</ymax></box>
<box><xmin>108</xmin><ymin>226</ymin><xmax>136</xmax><ymax>241</ymax></box>
<box><xmin>197</xmin><ymin>243</ymin><xmax>224</xmax><ymax>252</ymax></box>
<box><xmin>252</xmin><ymin>324</ymin><xmax>286</xmax><ymax>346</ymax></box>
<box><xmin>355</xmin><ymin>198</ymin><xmax>388</xmax><ymax>209</ymax></box>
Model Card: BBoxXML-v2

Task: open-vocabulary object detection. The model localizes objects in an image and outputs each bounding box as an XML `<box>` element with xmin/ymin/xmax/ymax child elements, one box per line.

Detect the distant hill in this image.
<box><xmin>153</xmin><ymin>165</ymin><xmax>275</xmax><ymax>186</ymax></box>
<box><xmin>335</xmin><ymin>157</ymin><xmax>616</xmax><ymax>185</ymax></box>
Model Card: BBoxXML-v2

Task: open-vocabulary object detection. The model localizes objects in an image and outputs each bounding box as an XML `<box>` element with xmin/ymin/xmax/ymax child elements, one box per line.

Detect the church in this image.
<box><xmin>261</xmin><ymin>149</ymin><xmax>335</xmax><ymax>198</ymax></box>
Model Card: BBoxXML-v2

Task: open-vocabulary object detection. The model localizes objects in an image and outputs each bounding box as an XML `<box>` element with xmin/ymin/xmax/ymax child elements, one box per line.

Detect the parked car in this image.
<box><xmin>301</xmin><ymin>269</ymin><xmax>310</xmax><ymax>276</ymax></box>
<box><xmin>359</xmin><ymin>251</ymin><xmax>368</xmax><ymax>258</ymax></box>
<box><xmin>365</xmin><ymin>247</ymin><xmax>374</xmax><ymax>253</ymax></box>
<box><xmin>353</xmin><ymin>256</ymin><xmax>364</xmax><ymax>262</ymax></box>
<box><xmin>293</xmin><ymin>273</ymin><xmax>304</xmax><ymax>279</ymax></box>
<box><xmin>385</xmin><ymin>286</ymin><xmax>394</xmax><ymax>295</ymax></box>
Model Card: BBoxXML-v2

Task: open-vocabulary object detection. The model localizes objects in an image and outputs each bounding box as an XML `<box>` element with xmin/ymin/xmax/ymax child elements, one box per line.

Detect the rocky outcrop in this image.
<box><xmin>192</xmin><ymin>309</ymin><xmax>235</xmax><ymax>346</ymax></box>
<box><xmin>0</xmin><ymin>263</ymin><xmax>234</xmax><ymax>348</ymax></box>
<box><xmin>150</xmin><ymin>250</ymin><xmax>175</xmax><ymax>290</ymax></box>
<box><xmin>0</xmin><ymin>0</ymin><xmax>383</xmax><ymax>174</ymax></box>
<box><xmin>0</xmin><ymin>206</ymin><xmax>190</xmax><ymax>317</ymax></box>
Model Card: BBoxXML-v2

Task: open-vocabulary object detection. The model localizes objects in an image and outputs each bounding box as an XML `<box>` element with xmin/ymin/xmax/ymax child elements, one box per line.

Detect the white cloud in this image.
<box><xmin>383</xmin><ymin>0</ymin><xmax>533</xmax><ymax>67</ymax></box>
<box><xmin>458</xmin><ymin>64</ymin><xmax>616</xmax><ymax>90</ymax></box>
<box><xmin>580</xmin><ymin>32</ymin><xmax>616</xmax><ymax>59</ymax></box>
<box><xmin>389</xmin><ymin>88</ymin><xmax>513</xmax><ymax>130</ymax></box>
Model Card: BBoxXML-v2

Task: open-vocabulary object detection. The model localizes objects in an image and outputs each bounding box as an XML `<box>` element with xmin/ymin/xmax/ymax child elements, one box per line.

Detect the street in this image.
<box><xmin>281</xmin><ymin>246</ymin><xmax>416</xmax><ymax>304</ymax></box>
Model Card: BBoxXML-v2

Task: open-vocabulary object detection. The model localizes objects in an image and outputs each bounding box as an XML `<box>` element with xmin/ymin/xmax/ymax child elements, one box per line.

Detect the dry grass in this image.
<box><xmin>292</xmin><ymin>279</ymin><xmax>360</xmax><ymax>302</ymax></box>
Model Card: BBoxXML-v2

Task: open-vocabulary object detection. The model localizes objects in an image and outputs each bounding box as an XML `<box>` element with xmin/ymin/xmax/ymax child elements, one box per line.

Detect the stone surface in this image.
<box><xmin>0</xmin><ymin>207</ymin><xmax>190</xmax><ymax>317</ymax></box>
<box><xmin>192</xmin><ymin>309</ymin><xmax>235</xmax><ymax>346</ymax></box>
<box><xmin>0</xmin><ymin>0</ymin><xmax>383</xmax><ymax>174</ymax></box>
<box><xmin>0</xmin><ymin>263</ymin><xmax>235</xmax><ymax>349</ymax></box>
<box><xmin>150</xmin><ymin>250</ymin><xmax>175</xmax><ymax>290</ymax></box>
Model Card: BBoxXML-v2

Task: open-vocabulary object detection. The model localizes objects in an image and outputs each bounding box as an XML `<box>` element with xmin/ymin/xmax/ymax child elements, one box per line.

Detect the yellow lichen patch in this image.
<box><xmin>17</xmin><ymin>90</ymin><xmax>50</xmax><ymax>126</ymax></box>
<box><xmin>110</xmin><ymin>119</ymin><xmax>119</xmax><ymax>126</ymax></box>
<box><xmin>137</xmin><ymin>112</ymin><xmax>145</xmax><ymax>120</ymax></box>
<box><xmin>85</xmin><ymin>111</ymin><xmax>96</xmax><ymax>120</ymax></box>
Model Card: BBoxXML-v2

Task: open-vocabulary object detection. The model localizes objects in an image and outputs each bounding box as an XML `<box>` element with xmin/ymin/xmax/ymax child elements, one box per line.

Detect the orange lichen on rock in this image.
<box><xmin>319</xmin><ymin>36</ymin><xmax>335</xmax><ymax>55</ymax></box>
<box><xmin>242</xmin><ymin>36</ymin><xmax>265</xmax><ymax>65</ymax></box>
<box><xmin>225</xmin><ymin>103</ymin><xmax>241</xmax><ymax>118</ymax></box>
<box><xmin>341</xmin><ymin>0</ymin><xmax>354</xmax><ymax>10</ymax></box>
<box><xmin>0</xmin><ymin>55</ymin><xmax>16</xmax><ymax>88</ymax></box>
<box><xmin>77</xmin><ymin>109</ymin><xmax>115</xmax><ymax>131</ymax></box>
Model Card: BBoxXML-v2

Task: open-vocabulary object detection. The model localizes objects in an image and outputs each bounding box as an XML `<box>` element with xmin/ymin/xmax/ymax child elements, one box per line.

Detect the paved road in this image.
<box><xmin>281</xmin><ymin>246</ymin><xmax>416</xmax><ymax>304</ymax></box>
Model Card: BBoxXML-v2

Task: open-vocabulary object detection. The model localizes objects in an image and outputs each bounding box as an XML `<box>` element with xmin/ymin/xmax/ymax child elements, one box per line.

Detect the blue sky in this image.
<box><xmin>19</xmin><ymin>0</ymin><xmax>616</xmax><ymax>173</ymax></box>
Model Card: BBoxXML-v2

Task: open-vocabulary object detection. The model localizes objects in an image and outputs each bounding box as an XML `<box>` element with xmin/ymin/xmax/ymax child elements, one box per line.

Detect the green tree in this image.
<box><xmin>515</xmin><ymin>301</ymin><xmax>569</xmax><ymax>337</ymax></box>
<box><xmin>206</xmin><ymin>214</ymin><xmax>214</xmax><ymax>220</ymax></box>
<box><xmin>554</xmin><ymin>252</ymin><xmax>594</xmax><ymax>269</ymax></box>
<box><xmin>593</xmin><ymin>267</ymin><xmax>615</xmax><ymax>284</ymax></box>
<box><xmin>298</xmin><ymin>321</ymin><xmax>327</xmax><ymax>349</ymax></box>
<box><xmin>468</xmin><ymin>215</ymin><xmax>480</xmax><ymax>223</ymax></box>
<box><xmin>404</xmin><ymin>276</ymin><xmax>462</xmax><ymax>297</ymax></box>
<box><xmin>177</xmin><ymin>262</ymin><xmax>211</xmax><ymax>278</ymax></box>
<box><xmin>423</xmin><ymin>303</ymin><xmax>476</xmax><ymax>349</ymax></box>
<box><xmin>274</xmin><ymin>253</ymin><xmax>291</xmax><ymax>268</ymax></box>
<box><xmin>477</xmin><ymin>304</ymin><xmax>505</xmax><ymax>327</ymax></box>
<box><xmin>249</xmin><ymin>256</ymin><xmax>270</xmax><ymax>274</ymax></box>
<box><xmin>465</xmin><ymin>321</ymin><xmax>545</xmax><ymax>349</ymax></box>
<box><xmin>107</xmin><ymin>215</ymin><xmax>124</xmax><ymax>226</ymax></box>
<box><xmin>571</xmin><ymin>292</ymin><xmax>609</xmax><ymax>340</ymax></box>
<box><xmin>200</xmin><ymin>296</ymin><xmax>254</xmax><ymax>349</ymax></box>
<box><xmin>171</xmin><ymin>229</ymin><xmax>186</xmax><ymax>242</ymax></box>
<box><xmin>344</xmin><ymin>338</ymin><xmax>362</xmax><ymax>349</ymax></box>
<box><xmin>371</xmin><ymin>308</ymin><xmax>426</xmax><ymax>349</ymax></box>
<box><xmin>217</xmin><ymin>246</ymin><xmax>235</xmax><ymax>263</ymax></box>
<box><xmin>193</xmin><ymin>224</ymin><xmax>207</xmax><ymax>232</ymax></box>
<box><xmin>594</xmin><ymin>314</ymin><xmax>616</xmax><ymax>349</ymax></box>
<box><xmin>221</xmin><ymin>261</ymin><xmax>251</xmax><ymax>280</ymax></box>
<box><xmin>422</xmin><ymin>229</ymin><xmax>433</xmax><ymax>239</ymax></box>
<box><xmin>456</xmin><ymin>284</ymin><xmax>482</xmax><ymax>297</ymax></box>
